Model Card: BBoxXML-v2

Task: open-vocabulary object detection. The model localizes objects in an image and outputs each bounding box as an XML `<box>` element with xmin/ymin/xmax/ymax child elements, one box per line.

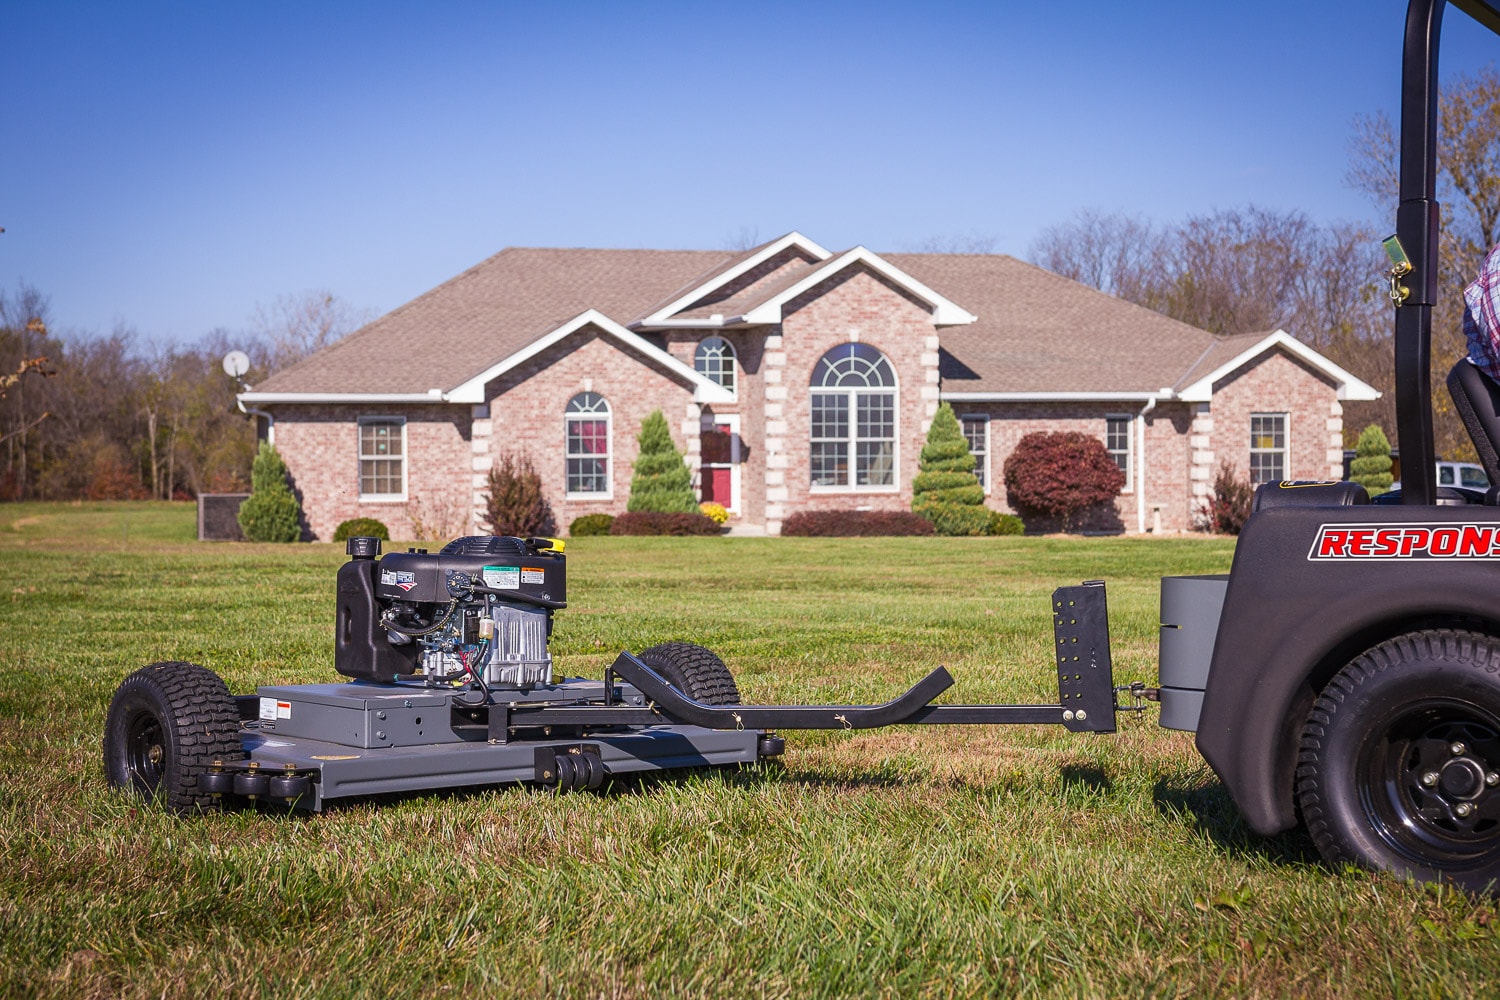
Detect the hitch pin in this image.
<box><xmin>1113</xmin><ymin>681</ymin><xmax>1160</xmax><ymax>714</ymax></box>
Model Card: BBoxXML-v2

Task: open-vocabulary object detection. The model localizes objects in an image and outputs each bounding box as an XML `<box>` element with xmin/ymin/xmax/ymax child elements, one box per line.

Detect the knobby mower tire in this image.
<box><xmin>1297</xmin><ymin>629</ymin><xmax>1500</xmax><ymax>894</ymax></box>
<box><xmin>638</xmin><ymin>642</ymin><xmax>741</xmax><ymax>706</ymax></box>
<box><xmin>103</xmin><ymin>660</ymin><xmax>243</xmax><ymax>813</ymax></box>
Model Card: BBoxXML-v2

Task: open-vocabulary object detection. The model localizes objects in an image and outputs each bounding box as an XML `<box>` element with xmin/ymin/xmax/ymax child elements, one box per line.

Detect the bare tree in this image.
<box><xmin>903</xmin><ymin>232</ymin><xmax>1001</xmax><ymax>255</ymax></box>
<box><xmin>251</xmin><ymin>289</ymin><xmax>374</xmax><ymax>374</ymax></box>
<box><xmin>1346</xmin><ymin>67</ymin><xmax>1500</xmax><ymax>459</ymax></box>
<box><xmin>1030</xmin><ymin>209</ymin><xmax>1164</xmax><ymax>301</ymax></box>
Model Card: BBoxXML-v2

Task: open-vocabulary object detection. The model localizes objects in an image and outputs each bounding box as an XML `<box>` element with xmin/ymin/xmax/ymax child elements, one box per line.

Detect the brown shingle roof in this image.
<box><xmin>252</xmin><ymin>242</ymin><xmax>1287</xmax><ymax>398</ymax></box>
<box><xmin>252</xmin><ymin>247</ymin><xmax>736</xmax><ymax>394</ymax></box>
<box><xmin>885</xmin><ymin>253</ymin><xmax>1222</xmax><ymax>395</ymax></box>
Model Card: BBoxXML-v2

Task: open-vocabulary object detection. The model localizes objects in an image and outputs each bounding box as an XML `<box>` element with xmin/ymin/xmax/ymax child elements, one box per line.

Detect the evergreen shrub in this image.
<box><xmin>332</xmin><ymin>518</ymin><xmax>389</xmax><ymax>542</ymax></box>
<box><xmin>627</xmin><ymin>411</ymin><xmax>699</xmax><ymax>513</ymax></box>
<box><xmin>569</xmin><ymin>513</ymin><xmax>616</xmax><ymax>536</ymax></box>
<box><xmin>911</xmin><ymin>403</ymin><xmax>990</xmax><ymax>536</ymax></box>
<box><xmin>236</xmin><ymin>443</ymin><xmax>302</xmax><ymax>542</ymax></box>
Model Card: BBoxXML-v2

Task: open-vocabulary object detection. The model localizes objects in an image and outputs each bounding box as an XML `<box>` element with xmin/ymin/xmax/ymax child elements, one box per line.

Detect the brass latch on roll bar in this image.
<box><xmin>1383</xmin><ymin>234</ymin><xmax>1413</xmax><ymax>305</ymax></box>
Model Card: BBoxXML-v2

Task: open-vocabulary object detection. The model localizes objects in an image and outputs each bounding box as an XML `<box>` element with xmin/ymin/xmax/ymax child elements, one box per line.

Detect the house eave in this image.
<box><xmin>238</xmin><ymin>390</ymin><xmax>448</xmax><ymax>405</ymax></box>
<box><xmin>941</xmin><ymin>390</ymin><xmax>1177</xmax><ymax>403</ymax></box>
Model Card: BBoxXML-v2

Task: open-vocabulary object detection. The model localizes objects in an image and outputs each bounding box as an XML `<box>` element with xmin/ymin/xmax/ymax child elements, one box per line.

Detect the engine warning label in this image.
<box><xmin>1310</xmin><ymin>522</ymin><xmax>1500</xmax><ymax>560</ymax></box>
<box><xmin>259</xmin><ymin>697</ymin><xmax>292</xmax><ymax>720</ymax></box>
<box><xmin>521</xmin><ymin>567</ymin><xmax>546</xmax><ymax>585</ymax></box>
<box><xmin>482</xmin><ymin>565</ymin><xmax>521</xmax><ymax>589</ymax></box>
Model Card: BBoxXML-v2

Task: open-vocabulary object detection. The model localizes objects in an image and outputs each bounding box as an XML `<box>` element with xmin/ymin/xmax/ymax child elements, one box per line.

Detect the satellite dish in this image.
<box><xmin>222</xmin><ymin>350</ymin><xmax>250</xmax><ymax>378</ymax></box>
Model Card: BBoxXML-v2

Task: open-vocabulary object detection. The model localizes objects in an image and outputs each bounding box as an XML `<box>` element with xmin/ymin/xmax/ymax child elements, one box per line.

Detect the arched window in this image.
<box><xmin>694</xmin><ymin>337</ymin><xmax>736</xmax><ymax>394</ymax></box>
<box><xmin>810</xmin><ymin>343</ymin><xmax>897</xmax><ymax>488</ymax></box>
<box><xmin>565</xmin><ymin>392</ymin><xmax>610</xmax><ymax>496</ymax></box>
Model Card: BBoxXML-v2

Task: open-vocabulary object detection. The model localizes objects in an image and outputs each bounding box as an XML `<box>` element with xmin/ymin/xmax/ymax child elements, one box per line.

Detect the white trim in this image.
<box><xmin>564</xmin><ymin>393</ymin><xmax>613</xmax><ymax>501</ymax></box>
<box><xmin>699</xmin><ymin>413</ymin><xmax>741</xmax><ymax>513</ymax></box>
<box><xmin>1177</xmin><ymin>330</ymin><xmax>1381</xmax><ymax>402</ymax></box>
<box><xmin>942</xmin><ymin>390</ymin><xmax>1174</xmax><ymax>402</ymax></box>
<box><xmin>635</xmin><ymin>232</ymin><xmax>832</xmax><ymax>326</ymax></box>
<box><xmin>739</xmin><ymin>247</ymin><xmax>978</xmax><ymax>327</ymax></box>
<box><xmin>446</xmin><ymin>309</ymin><xmax>734</xmax><ymax>405</ymax></box>
<box><xmin>809</xmin><ymin>345</ymin><xmax>902</xmax><ymax>493</ymax></box>
<box><xmin>959</xmin><ymin>413</ymin><xmax>990</xmax><ymax>496</ymax></box>
<box><xmin>357</xmin><ymin>415</ymin><xmax>408</xmax><ymax>502</ymax></box>
<box><xmin>1105</xmin><ymin>413</ymin><xmax>1133</xmax><ymax>493</ymax></box>
<box><xmin>240</xmin><ymin>392</ymin><xmax>444</xmax><ymax>404</ymax></box>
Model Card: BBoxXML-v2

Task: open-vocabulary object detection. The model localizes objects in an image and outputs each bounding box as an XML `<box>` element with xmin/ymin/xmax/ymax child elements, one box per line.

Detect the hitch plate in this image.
<box><xmin>1053</xmin><ymin>582</ymin><xmax>1117</xmax><ymax>733</ymax></box>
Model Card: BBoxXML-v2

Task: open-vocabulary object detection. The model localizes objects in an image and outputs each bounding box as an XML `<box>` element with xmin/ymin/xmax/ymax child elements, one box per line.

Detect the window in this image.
<box><xmin>358</xmin><ymin>418</ymin><xmax>405</xmax><ymax>499</ymax></box>
<box><xmin>1249</xmin><ymin>413</ymin><xmax>1287</xmax><ymax>485</ymax></box>
<box><xmin>1106</xmin><ymin>415</ymin><xmax>1131</xmax><ymax>491</ymax></box>
<box><xmin>810</xmin><ymin>343</ymin><xmax>897</xmax><ymax>489</ymax></box>
<box><xmin>961</xmin><ymin>415</ymin><xmax>989</xmax><ymax>489</ymax></box>
<box><xmin>565</xmin><ymin>392</ymin><xmax>610</xmax><ymax>496</ymax></box>
<box><xmin>694</xmin><ymin>337</ymin><xmax>736</xmax><ymax>394</ymax></box>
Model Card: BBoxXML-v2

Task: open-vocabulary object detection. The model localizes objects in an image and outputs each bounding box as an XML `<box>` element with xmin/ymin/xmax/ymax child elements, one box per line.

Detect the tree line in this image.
<box><xmin>0</xmin><ymin>289</ymin><xmax>368</xmax><ymax>501</ymax></box>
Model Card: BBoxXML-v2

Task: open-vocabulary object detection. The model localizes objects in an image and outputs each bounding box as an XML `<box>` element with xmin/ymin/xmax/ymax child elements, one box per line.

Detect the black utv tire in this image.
<box><xmin>103</xmin><ymin>661</ymin><xmax>243</xmax><ymax>813</ymax></box>
<box><xmin>1297</xmin><ymin>630</ymin><xmax>1500</xmax><ymax>894</ymax></box>
<box><xmin>637</xmin><ymin>642</ymin><xmax>741</xmax><ymax>706</ymax></box>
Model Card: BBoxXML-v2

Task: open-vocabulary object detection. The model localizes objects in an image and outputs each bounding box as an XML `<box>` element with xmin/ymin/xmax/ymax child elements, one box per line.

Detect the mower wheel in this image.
<box><xmin>638</xmin><ymin>642</ymin><xmax>741</xmax><ymax>706</ymax></box>
<box><xmin>103</xmin><ymin>661</ymin><xmax>243</xmax><ymax>813</ymax></box>
<box><xmin>1298</xmin><ymin>629</ymin><xmax>1500</xmax><ymax>894</ymax></box>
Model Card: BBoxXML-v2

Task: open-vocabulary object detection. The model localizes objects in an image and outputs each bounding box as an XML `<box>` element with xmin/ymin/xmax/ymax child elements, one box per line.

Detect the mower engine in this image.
<box><xmin>334</xmin><ymin>534</ymin><xmax>566</xmax><ymax>687</ymax></box>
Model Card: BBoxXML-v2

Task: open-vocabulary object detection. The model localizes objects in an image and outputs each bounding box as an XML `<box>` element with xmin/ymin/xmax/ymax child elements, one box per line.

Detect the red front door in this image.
<box><xmin>701</xmin><ymin>425</ymin><xmax>733</xmax><ymax>506</ymax></box>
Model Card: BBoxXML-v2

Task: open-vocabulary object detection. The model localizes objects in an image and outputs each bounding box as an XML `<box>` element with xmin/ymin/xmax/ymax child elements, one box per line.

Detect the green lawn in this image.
<box><xmin>1</xmin><ymin>502</ymin><xmax>1496</xmax><ymax>998</ymax></box>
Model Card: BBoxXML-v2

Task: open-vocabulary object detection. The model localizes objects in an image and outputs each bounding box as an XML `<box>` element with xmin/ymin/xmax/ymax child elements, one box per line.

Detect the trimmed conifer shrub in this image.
<box><xmin>987</xmin><ymin>511</ymin><xmax>1024</xmax><ymax>536</ymax></box>
<box><xmin>911</xmin><ymin>402</ymin><xmax>990</xmax><ymax>536</ymax></box>
<box><xmin>626</xmin><ymin>410</ymin><xmax>699</xmax><ymax>513</ymax></box>
<box><xmin>482</xmin><ymin>453</ymin><xmax>557</xmax><ymax>537</ymax></box>
<box><xmin>1349</xmin><ymin>424</ymin><xmax>1394</xmax><ymax>496</ymax></box>
<box><xmin>332</xmin><ymin>517</ymin><xmax>389</xmax><ymax>542</ymax></box>
<box><xmin>236</xmin><ymin>442</ymin><xmax>303</xmax><ymax>542</ymax></box>
<box><xmin>1001</xmin><ymin>431</ymin><xmax>1125</xmax><ymax>532</ymax></box>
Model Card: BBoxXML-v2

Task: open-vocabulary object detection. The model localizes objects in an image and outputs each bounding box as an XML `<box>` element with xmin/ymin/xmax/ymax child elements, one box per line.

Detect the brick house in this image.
<box><xmin>240</xmin><ymin>232</ymin><xmax>1379</xmax><ymax>538</ymax></box>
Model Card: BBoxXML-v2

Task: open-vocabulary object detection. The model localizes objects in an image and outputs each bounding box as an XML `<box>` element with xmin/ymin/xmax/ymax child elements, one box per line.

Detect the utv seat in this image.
<box><xmin>1446</xmin><ymin>358</ymin><xmax>1500</xmax><ymax>494</ymax></box>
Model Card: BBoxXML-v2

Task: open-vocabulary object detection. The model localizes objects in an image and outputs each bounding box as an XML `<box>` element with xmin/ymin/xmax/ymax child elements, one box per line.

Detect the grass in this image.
<box><xmin>1</xmin><ymin>501</ymin><xmax>1497</xmax><ymax>998</ymax></box>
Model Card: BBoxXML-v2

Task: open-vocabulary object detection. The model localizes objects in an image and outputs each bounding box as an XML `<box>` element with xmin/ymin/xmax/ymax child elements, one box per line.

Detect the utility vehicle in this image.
<box><xmin>105</xmin><ymin>0</ymin><xmax>1500</xmax><ymax>895</ymax></box>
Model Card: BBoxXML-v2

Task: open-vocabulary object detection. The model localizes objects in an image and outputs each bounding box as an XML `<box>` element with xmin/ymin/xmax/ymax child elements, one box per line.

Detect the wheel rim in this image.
<box><xmin>1359</xmin><ymin>698</ymin><xmax>1500</xmax><ymax>869</ymax></box>
<box><xmin>125</xmin><ymin>708</ymin><xmax>167</xmax><ymax>795</ymax></box>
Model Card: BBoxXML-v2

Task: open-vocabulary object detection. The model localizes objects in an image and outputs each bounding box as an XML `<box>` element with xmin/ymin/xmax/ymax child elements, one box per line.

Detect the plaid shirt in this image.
<box><xmin>1464</xmin><ymin>242</ymin><xmax>1500</xmax><ymax>380</ymax></box>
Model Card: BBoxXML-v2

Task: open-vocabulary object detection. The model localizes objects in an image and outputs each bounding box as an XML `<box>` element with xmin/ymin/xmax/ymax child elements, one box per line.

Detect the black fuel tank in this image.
<box><xmin>375</xmin><ymin>535</ymin><xmax>566</xmax><ymax>607</ymax></box>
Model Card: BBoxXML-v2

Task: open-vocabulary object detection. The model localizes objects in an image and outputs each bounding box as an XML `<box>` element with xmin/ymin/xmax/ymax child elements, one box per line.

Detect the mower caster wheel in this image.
<box><xmin>198</xmin><ymin>771</ymin><xmax>235</xmax><ymax>795</ymax></box>
<box><xmin>233</xmin><ymin>771</ymin><xmax>270</xmax><ymax>797</ymax></box>
<box><xmin>269</xmin><ymin>775</ymin><xmax>312</xmax><ymax>802</ymax></box>
<box><xmin>103</xmin><ymin>660</ymin><xmax>243</xmax><ymax>813</ymax></box>
<box><xmin>577</xmin><ymin>750</ymin><xmax>605</xmax><ymax>790</ymax></box>
<box><xmin>757</xmin><ymin>734</ymin><xmax>786</xmax><ymax>758</ymax></box>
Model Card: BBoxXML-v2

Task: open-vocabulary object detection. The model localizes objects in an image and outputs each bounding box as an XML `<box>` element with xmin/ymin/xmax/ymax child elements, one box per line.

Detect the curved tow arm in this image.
<box><xmin>610</xmin><ymin>651</ymin><xmax>956</xmax><ymax>730</ymax></box>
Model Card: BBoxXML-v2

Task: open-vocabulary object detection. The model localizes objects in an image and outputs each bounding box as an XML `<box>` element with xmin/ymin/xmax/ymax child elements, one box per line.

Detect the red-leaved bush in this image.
<box><xmin>780</xmin><ymin>510</ymin><xmax>936</xmax><ymax>537</ymax></box>
<box><xmin>1197</xmin><ymin>460</ymin><xmax>1254</xmax><ymax>535</ymax></box>
<box><xmin>609</xmin><ymin>512</ymin><xmax>722</xmax><ymax>536</ymax></box>
<box><xmin>1001</xmin><ymin>432</ymin><xmax>1125</xmax><ymax>531</ymax></box>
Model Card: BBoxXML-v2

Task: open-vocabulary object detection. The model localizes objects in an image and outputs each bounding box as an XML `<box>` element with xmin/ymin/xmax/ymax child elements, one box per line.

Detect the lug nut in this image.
<box><xmin>1456</xmin><ymin>802</ymin><xmax>1475</xmax><ymax>817</ymax></box>
<box><xmin>1452</xmin><ymin>742</ymin><xmax>1468</xmax><ymax>756</ymax></box>
<box><xmin>1487</xmin><ymin>772</ymin><xmax>1499</xmax><ymax>787</ymax></box>
<box><xmin>1423</xmin><ymin>771</ymin><xmax>1440</xmax><ymax>787</ymax></box>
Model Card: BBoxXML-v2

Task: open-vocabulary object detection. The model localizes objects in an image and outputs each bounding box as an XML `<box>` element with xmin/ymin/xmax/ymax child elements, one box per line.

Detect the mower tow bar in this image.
<box><xmin>603</xmin><ymin>581</ymin><xmax>1122</xmax><ymax>735</ymax></box>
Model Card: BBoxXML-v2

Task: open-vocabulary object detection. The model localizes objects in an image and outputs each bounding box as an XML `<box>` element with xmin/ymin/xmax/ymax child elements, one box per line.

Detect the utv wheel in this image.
<box><xmin>103</xmin><ymin>661</ymin><xmax>243</xmax><ymax>813</ymax></box>
<box><xmin>638</xmin><ymin>642</ymin><xmax>741</xmax><ymax>705</ymax></box>
<box><xmin>1298</xmin><ymin>630</ymin><xmax>1500</xmax><ymax>893</ymax></box>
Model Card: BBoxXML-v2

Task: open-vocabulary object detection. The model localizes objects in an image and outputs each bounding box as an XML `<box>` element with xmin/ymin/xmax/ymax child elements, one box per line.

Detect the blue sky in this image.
<box><xmin>5</xmin><ymin>1</ymin><xmax>1499</xmax><ymax>346</ymax></box>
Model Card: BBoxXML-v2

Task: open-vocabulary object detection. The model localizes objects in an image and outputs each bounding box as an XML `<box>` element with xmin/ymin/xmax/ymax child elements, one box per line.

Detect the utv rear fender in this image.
<box><xmin>1196</xmin><ymin>506</ymin><xmax>1500</xmax><ymax>837</ymax></box>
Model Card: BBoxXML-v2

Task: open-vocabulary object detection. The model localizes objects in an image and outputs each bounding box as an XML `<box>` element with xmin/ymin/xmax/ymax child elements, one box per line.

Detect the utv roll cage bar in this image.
<box><xmin>1395</xmin><ymin>0</ymin><xmax>1500</xmax><ymax>505</ymax></box>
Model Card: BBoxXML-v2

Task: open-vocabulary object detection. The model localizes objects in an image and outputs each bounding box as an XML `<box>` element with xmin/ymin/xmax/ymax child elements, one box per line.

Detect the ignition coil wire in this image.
<box><xmin>380</xmin><ymin>600</ymin><xmax>459</xmax><ymax>638</ymax></box>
